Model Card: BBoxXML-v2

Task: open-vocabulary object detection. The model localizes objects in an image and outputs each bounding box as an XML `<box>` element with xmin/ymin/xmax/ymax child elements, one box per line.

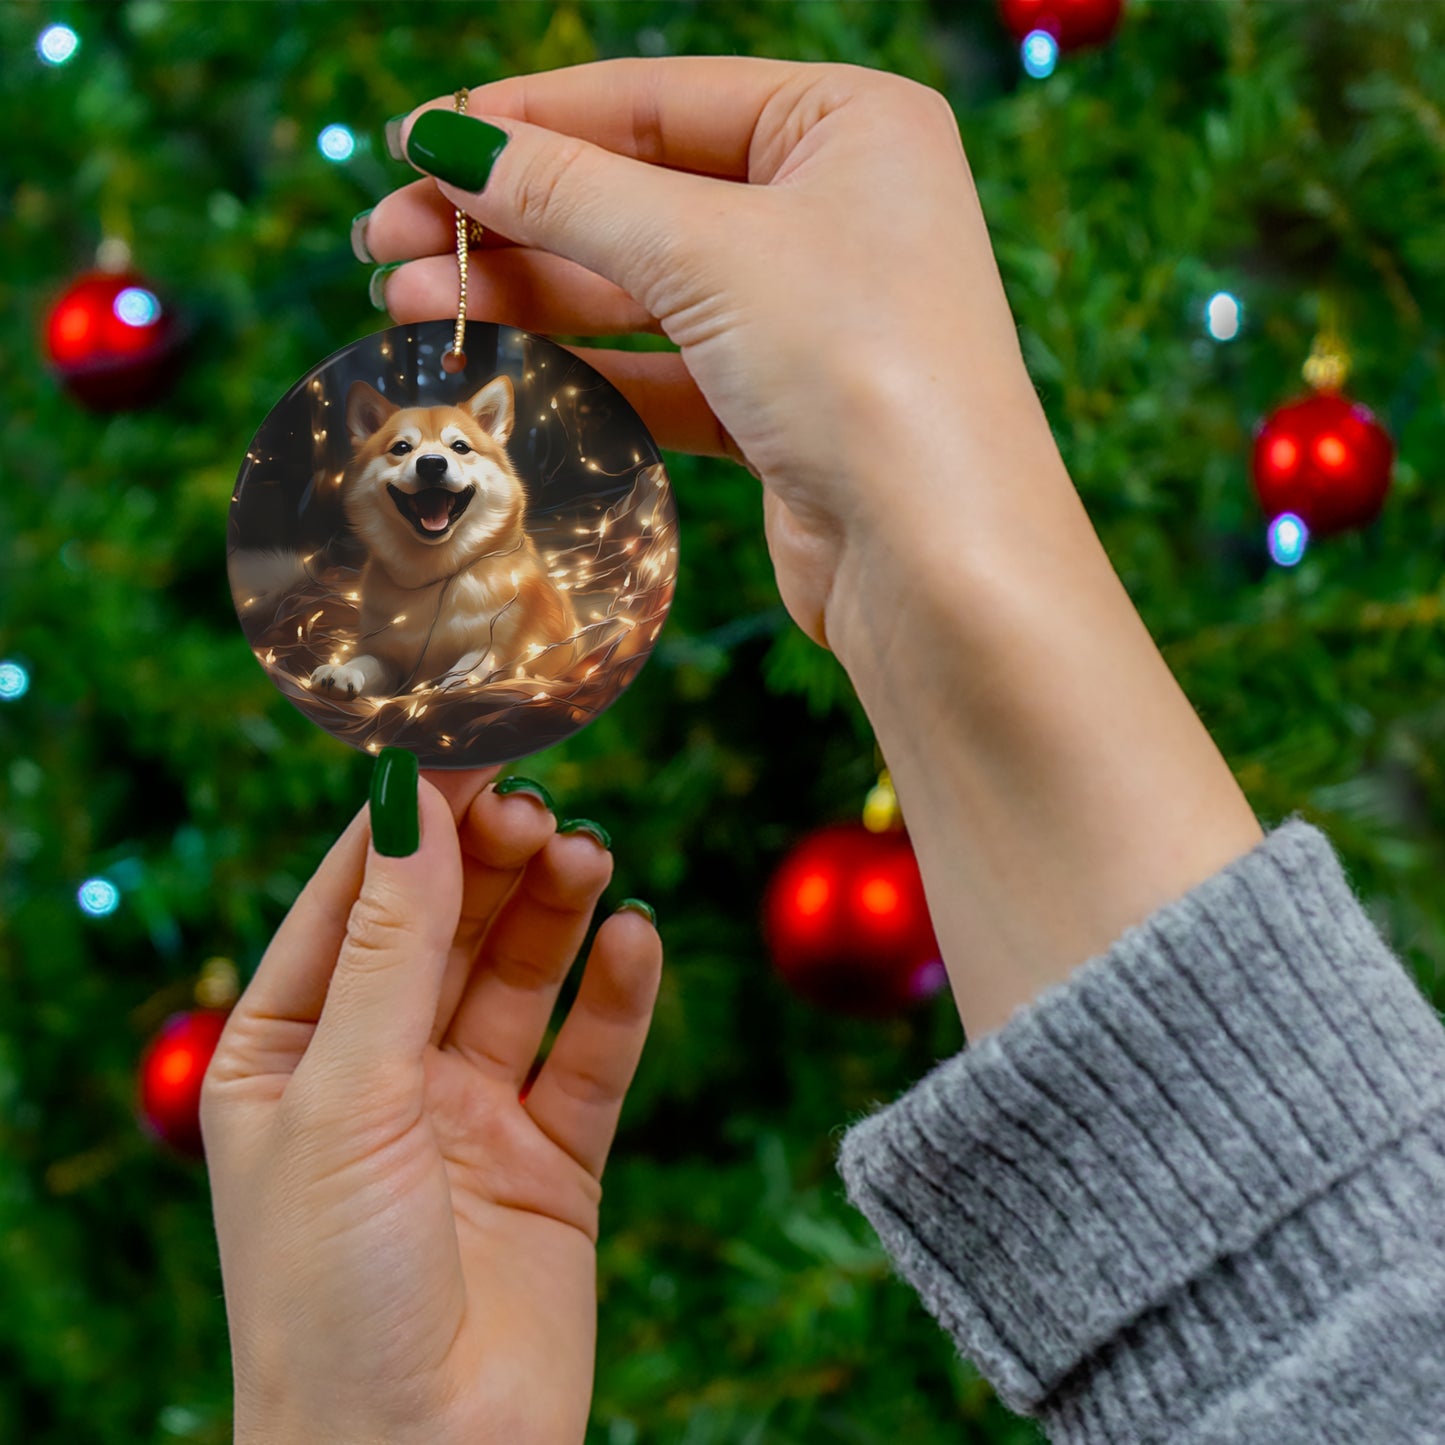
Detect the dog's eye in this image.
<box><xmin>389</xmin><ymin>440</ymin><xmax>412</xmax><ymax>456</ymax></box>
<box><xmin>450</xmin><ymin>440</ymin><xmax>472</xmax><ymax>455</ymax></box>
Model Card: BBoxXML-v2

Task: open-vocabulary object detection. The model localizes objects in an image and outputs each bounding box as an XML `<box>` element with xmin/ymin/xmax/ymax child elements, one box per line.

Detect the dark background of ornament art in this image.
<box><xmin>1</xmin><ymin>3</ymin><xmax>1443</xmax><ymax>1444</ymax></box>
<box><xmin>230</xmin><ymin>320</ymin><xmax>677</xmax><ymax>766</ymax></box>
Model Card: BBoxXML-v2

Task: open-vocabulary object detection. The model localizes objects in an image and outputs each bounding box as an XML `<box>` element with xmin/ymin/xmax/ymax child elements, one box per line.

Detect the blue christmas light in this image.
<box><xmin>1205</xmin><ymin>291</ymin><xmax>1243</xmax><ymax>342</ymax></box>
<box><xmin>114</xmin><ymin>287</ymin><xmax>161</xmax><ymax>327</ymax></box>
<box><xmin>78</xmin><ymin>878</ymin><xmax>121</xmax><ymax>918</ymax></box>
<box><xmin>318</xmin><ymin>124</ymin><xmax>357</xmax><ymax>162</ymax></box>
<box><xmin>0</xmin><ymin>660</ymin><xmax>28</xmax><ymax>701</ymax></box>
<box><xmin>1267</xmin><ymin>512</ymin><xmax>1309</xmax><ymax>567</ymax></box>
<box><xmin>37</xmin><ymin>24</ymin><xmax>79</xmax><ymax>66</ymax></box>
<box><xmin>1022</xmin><ymin>30</ymin><xmax>1059</xmax><ymax>79</ymax></box>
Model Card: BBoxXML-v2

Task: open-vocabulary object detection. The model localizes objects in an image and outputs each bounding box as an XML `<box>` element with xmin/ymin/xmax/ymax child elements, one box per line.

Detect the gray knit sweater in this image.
<box><xmin>836</xmin><ymin>817</ymin><xmax>1445</xmax><ymax>1443</ymax></box>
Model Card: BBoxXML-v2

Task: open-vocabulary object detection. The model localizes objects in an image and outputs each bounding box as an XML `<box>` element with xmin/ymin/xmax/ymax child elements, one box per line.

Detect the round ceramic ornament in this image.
<box><xmin>228</xmin><ymin>318</ymin><xmax>678</xmax><ymax>768</ymax></box>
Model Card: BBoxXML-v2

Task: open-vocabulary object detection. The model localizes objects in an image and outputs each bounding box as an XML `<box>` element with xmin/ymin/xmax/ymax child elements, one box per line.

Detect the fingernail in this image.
<box><xmin>370</xmin><ymin>747</ymin><xmax>420</xmax><ymax>857</ymax></box>
<box><xmin>369</xmin><ymin>261</ymin><xmax>404</xmax><ymax>311</ymax></box>
<box><xmin>493</xmin><ymin>775</ymin><xmax>555</xmax><ymax>812</ymax></box>
<box><xmin>405</xmin><ymin>110</ymin><xmax>510</xmax><ymax>192</ymax></box>
<box><xmin>617</xmin><ymin>898</ymin><xmax>656</xmax><ymax>926</ymax></box>
<box><xmin>558</xmin><ymin>818</ymin><xmax>612</xmax><ymax>851</ymax></box>
<box><xmin>384</xmin><ymin>113</ymin><xmax>409</xmax><ymax>162</ymax></box>
<box><xmin>350</xmin><ymin>208</ymin><xmax>375</xmax><ymax>264</ymax></box>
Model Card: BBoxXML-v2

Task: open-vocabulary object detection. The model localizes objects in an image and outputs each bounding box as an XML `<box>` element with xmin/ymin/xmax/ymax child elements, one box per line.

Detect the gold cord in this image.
<box><xmin>444</xmin><ymin>88</ymin><xmax>481</xmax><ymax>371</ymax></box>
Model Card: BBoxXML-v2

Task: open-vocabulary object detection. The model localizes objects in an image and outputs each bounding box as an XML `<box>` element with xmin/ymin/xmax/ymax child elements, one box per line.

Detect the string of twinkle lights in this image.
<box><xmin>236</xmin><ymin>458</ymin><xmax>676</xmax><ymax>768</ymax></box>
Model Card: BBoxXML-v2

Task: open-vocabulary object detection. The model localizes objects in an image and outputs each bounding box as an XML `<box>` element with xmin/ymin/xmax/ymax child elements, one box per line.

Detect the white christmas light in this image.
<box><xmin>38</xmin><ymin>24</ymin><xmax>79</xmax><ymax>66</ymax></box>
<box><xmin>0</xmin><ymin>660</ymin><xmax>29</xmax><ymax>700</ymax></box>
<box><xmin>1267</xmin><ymin>512</ymin><xmax>1308</xmax><ymax>567</ymax></box>
<box><xmin>114</xmin><ymin>287</ymin><xmax>161</xmax><ymax>327</ymax></box>
<box><xmin>78</xmin><ymin>878</ymin><xmax>121</xmax><ymax>917</ymax></box>
<box><xmin>1022</xmin><ymin>30</ymin><xmax>1059</xmax><ymax>79</ymax></box>
<box><xmin>318</xmin><ymin>124</ymin><xmax>356</xmax><ymax>162</ymax></box>
<box><xmin>1205</xmin><ymin>291</ymin><xmax>1243</xmax><ymax>341</ymax></box>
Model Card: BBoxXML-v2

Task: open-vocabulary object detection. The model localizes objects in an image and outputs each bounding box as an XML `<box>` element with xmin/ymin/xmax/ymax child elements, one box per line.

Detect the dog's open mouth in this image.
<box><xmin>387</xmin><ymin>484</ymin><xmax>474</xmax><ymax>538</ymax></box>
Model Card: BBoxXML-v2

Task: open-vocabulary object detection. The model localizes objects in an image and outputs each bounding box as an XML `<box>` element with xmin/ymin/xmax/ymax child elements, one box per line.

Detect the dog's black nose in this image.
<box><xmin>415</xmin><ymin>453</ymin><xmax>449</xmax><ymax>482</ymax></box>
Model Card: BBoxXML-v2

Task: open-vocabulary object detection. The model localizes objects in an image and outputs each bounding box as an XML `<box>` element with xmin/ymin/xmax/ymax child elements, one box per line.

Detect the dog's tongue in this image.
<box><xmin>415</xmin><ymin>490</ymin><xmax>453</xmax><ymax>532</ymax></box>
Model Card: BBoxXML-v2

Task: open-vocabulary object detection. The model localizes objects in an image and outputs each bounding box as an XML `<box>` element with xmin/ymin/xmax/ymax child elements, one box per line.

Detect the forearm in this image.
<box><xmin>826</xmin><ymin>395</ymin><xmax>1262</xmax><ymax>1041</ymax></box>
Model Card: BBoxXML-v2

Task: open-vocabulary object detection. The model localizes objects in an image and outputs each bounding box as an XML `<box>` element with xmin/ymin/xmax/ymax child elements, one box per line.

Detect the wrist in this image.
<box><xmin>826</xmin><ymin>433</ymin><xmax>1262</xmax><ymax>1040</ymax></box>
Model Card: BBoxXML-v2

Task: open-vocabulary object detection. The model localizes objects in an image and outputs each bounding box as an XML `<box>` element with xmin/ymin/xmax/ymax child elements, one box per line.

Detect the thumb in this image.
<box><xmin>303</xmin><ymin>751</ymin><xmax>462</xmax><ymax>1090</ymax></box>
<box><xmin>398</xmin><ymin>107</ymin><xmax>745</xmax><ymax>317</ymax></box>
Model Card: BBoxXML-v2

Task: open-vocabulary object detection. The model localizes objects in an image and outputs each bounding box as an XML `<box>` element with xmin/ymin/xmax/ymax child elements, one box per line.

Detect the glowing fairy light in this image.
<box><xmin>318</xmin><ymin>124</ymin><xmax>356</xmax><ymax>162</ymax></box>
<box><xmin>78</xmin><ymin>877</ymin><xmax>120</xmax><ymax>917</ymax></box>
<box><xmin>37</xmin><ymin>24</ymin><xmax>79</xmax><ymax>65</ymax></box>
<box><xmin>1022</xmin><ymin>30</ymin><xmax>1058</xmax><ymax>79</ymax></box>
<box><xmin>1205</xmin><ymin>292</ymin><xmax>1242</xmax><ymax>341</ymax></box>
<box><xmin>0</xmin><ymin>661</ymin><xmax>30</xmax><ymax>701</ymax></box>
<box><xmin>1268</xmin><ymin>512</ymin><xmax>1309</xmax><ymax>567</ymax></box>
<box><xmin>114</xmin><ymin>287</ymin><xmax>161</xmax><ymax>327</ymax></box>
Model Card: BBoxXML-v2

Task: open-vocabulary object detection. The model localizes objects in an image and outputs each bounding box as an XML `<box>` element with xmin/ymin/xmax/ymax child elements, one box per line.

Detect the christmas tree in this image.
<box><xmin>2</xmin><ymin>3</ymin><xmax>1443</xmax><ymax>1442</ymax></box>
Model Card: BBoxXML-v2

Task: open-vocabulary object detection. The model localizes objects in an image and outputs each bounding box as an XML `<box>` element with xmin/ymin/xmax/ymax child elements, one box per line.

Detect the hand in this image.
<box><xmin>202</xmin><ymin>768</ymin><xmax>662</xmax><ymax>1445</ymax></box>
<box><xmin>361</xmin><ymin>59</ymin><xmax>1263</xmax><ymax>1042</ymax></box>
<box><xmin>362</xmin><ymin>57</ymin><xmax>1058</xmax><ymax>655</ymax></box>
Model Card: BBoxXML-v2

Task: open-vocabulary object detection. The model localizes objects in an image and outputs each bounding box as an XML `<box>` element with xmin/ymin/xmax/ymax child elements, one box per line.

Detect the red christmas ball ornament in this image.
<box><xmin>44</xmin><ymin>269</ymin><xmax>183</xmax><ymax>410</ymax></box>
<box><xmin>1251</xmin><ymin>391</ymin><xmax>1394</xmax><ymax>538</ymax></box>
<box><xmin>998</xmin><ymin>0</ymin><xmax>1124</xmax><ymax>50</ymax></box>
<box><xmin>763</xmin><ymin>821</ymin><xmax>946</xmax><ymax>1017</ymax></box>
<box><xmin>137</xmin><ymin>1009</ymin><xmax>230</xmax><ymax>1158</ymax></box>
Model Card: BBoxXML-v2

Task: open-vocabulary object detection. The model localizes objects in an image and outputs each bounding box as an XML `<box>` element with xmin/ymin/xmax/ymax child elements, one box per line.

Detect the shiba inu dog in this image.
<box><xmin>306</xmin><ymin>375</ymin><xmax>579</xmax><ymax>699</ymax></box>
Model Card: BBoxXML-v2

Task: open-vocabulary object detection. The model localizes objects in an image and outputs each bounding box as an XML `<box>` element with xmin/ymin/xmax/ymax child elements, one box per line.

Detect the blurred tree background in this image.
<box><xmin>2</xmin><ymin>1</ymin><xmax>1443</xmax><ymax>1442</ymax></box>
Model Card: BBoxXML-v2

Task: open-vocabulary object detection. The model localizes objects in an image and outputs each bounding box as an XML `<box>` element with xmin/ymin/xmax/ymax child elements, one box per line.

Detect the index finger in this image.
<box><xmin>398</xmin><ymin>54</ymin><xmax>809</xmax><ymax>182</ymax></box>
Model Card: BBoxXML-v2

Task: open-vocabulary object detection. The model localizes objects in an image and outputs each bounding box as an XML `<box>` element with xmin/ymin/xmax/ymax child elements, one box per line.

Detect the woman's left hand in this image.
<box><xmin>201</xmin><ymin>764</ymin><xmax>662</xmax><ymax>1445</ymax></box>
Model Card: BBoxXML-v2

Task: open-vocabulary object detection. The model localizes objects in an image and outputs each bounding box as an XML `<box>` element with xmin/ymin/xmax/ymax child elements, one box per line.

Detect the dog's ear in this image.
<box><xmin>346</xmin><ymin>381</ymin><xmax>398</xmax><ymax>447</ymax></box>
<box><xmin>463</xmin><ymin>376</ymin><xmax>515</xmax><ymax>446</ymax></box>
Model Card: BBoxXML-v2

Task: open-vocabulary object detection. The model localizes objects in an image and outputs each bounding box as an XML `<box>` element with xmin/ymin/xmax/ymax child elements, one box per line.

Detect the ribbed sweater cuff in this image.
<box><xmin>835</xmin><ymin>817</ymin><xmax>1445</xmax><ymax>1434</ymax></box>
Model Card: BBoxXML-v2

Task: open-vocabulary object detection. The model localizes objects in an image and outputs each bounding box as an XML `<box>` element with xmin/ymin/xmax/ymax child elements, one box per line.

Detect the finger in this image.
<box><xmin>301</xmin><ymin>777</ymin><xmax>463</xmax><ymax>1086</ymax></box>
<box><xmin>361</xmin><ymin>177</ymin><xmax>519</xmax><ymax>262</ymax></box>
<box><xmin>523</xmin><ymin>908</ymin><xmax>663</xmax><ymax>1181</ymax></box>
<box><xmin>421</xmin><ymin>766</ymin><xmax>504</xmax><ymax>825</ymax></box>
<box><xmin>403</xmin><ymin>55</ymin><xmax>809</xmax><ymax>182</ymax></box>
<box><xmin>399</xmin><ymin>108</ymin><xmax>757</xmax><ymax>311</ymax></box>
<box><xmin>566</xmin><ymin>349</ymin><xmax>739</xmax><ymax>461</ymax></box>
<box><xmin>362</xmin><ymin>279</ymin><xmax>734</xmax><ymax>464</ymax></box>
<box><xmin>429</xmin><ymin>782</ymin><xmax>558</xmax><ymax>1049</ymax></box>
<box><xmin>440</xmin><ymin>827</ymin><xmax>614</xmax><ymax>1085</ymax></box>
<box><xmin>211</xmin><ymin>803</ymin><xmax>371</xmax><ymax>1067</ymax></box>
<box><xmin>378</xmin><ymin>249</ymin><xmax>662</xmax><ymax>337</ymax></box>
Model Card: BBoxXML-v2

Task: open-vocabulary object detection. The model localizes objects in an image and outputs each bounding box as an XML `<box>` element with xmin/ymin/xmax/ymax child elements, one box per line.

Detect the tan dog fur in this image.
<box><xmin>309</xmin><ymin>376</ymin><xmax>578</xmax><ymax>699</ymax></box>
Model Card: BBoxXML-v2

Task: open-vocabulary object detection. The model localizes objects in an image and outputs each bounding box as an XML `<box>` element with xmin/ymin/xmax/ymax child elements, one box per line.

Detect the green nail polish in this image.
<box><xmin>384</xmin><ymin>113</ymin><xmax>409</xmax><ymax>162</ymax></box>
<box><xmin>494</xmin><ymin>775</ymin><xmax>556</xmax><ymax>812</ymax></box>
<box><xmin>368</xmin><ymin>261</ymin><xmax>403</xmax><ymax>311</ymax></box>
<box><xmin>370</xmin><ymin>747</ymin><xmax>419</xmax><ymax>857</ymax></box>
<box><xmin>405</xmin><ymin>110</ymin><xmax>510</xmax><ymax>192</ymax></box>
<box><xmin>617</xmin><ymin>898</ymin><xmax>656</xmax><ymax>926</ymax></box>
<box><xmin>559</xmin><ymin>818</ymin><xmax>612</xmax><ymax>850</ymax></box>
<box><xmin>350</xmin><ymin>208</ymin><xmax>375</xmax><ymax>264</ymax></box>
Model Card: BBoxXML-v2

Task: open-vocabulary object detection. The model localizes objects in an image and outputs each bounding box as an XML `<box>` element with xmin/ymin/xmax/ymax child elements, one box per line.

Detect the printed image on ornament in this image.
<box><xmin>228</xmin><ymin>321</ymin><xmax>678</xmax><ymax>768</ymax></box>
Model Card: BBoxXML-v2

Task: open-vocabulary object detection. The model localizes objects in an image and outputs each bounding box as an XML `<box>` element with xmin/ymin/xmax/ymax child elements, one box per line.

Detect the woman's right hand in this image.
<box><xmin>360</xmin><ymin>57</ymin><xmax>1065</xmax><ymax>658</ymax></box>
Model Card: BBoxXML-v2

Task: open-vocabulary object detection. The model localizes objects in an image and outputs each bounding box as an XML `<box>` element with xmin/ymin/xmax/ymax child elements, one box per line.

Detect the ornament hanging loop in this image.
<box><xmin>1303</xmin><ymin>294</ymin><xmax>1350</xmax><ymax>393</ymax></box>
<box><xmin>442</xmin><ymin>88</ymin><xmax>482</xmax><ymax>375</ymax></box>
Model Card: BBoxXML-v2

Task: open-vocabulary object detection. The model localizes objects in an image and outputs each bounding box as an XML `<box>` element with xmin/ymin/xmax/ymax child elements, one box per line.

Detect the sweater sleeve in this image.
<box><xmin>835</xmin><ymin>816</ymin><xmax>1445</xmax><ymax>1444</ymax></box>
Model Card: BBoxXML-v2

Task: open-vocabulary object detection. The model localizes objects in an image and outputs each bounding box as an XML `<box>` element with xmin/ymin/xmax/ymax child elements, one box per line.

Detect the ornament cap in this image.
<box><xmin>863</xmin><ymin>767</ymin><xmax>903</xmax><ymax>832</ymax></box>
<box><xmin>195</xmin><ymin>955</ymin><xmax>240</xmax><ymax>1010</ymax></box>
<box><xmin>95</xmin><ymin>236</ymin><xmax>133</xmax><ymax>273</ymax></box>
<box><xmin>1302</xmin><ymin>334</ymin><xmax>1350</xmax><ymax>393</ymax></box>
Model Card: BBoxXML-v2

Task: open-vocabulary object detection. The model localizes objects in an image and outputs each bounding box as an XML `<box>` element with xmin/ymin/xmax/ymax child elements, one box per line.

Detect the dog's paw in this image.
<box><xmin>310</xmin><ymin>662</ymin><xmax>369</xmax><ymax>699</ymax></box>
